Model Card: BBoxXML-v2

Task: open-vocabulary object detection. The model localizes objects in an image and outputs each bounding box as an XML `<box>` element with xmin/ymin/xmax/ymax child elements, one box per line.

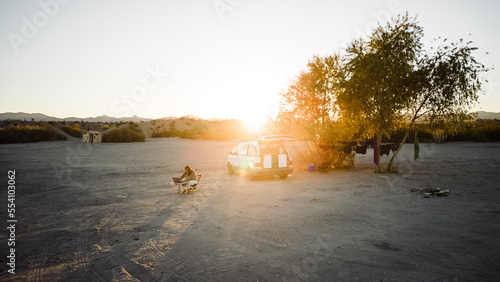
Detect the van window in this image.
<box><xmin>238</xmin><ymin>144</ymin><xmax>248</xmax><ymax>156</ymax></box>
<box><xmin>232</xmin><ymin>145</ymin><xmax>239</xmax><ymax>154</ymax></box>
<box><xmin>260</xmin><ymin>143</ymin><xmax>283</xmax><ymax>154</ymax></box>
<box><xmin>248</xmin><ymin>145</ymin><xmax>257</xmax><ymax>156</ymax></box>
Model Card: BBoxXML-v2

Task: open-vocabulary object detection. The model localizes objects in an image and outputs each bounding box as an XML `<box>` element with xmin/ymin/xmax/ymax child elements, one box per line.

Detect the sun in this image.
<box><xmin>241</xmin><ymin>113</ymin><xmax>269</xmax><ymax>133</ymax></box>
<box><xmin>198</xmin><ymin>74</ymin><xmax>282</xmax><ymax>131</ymax></box>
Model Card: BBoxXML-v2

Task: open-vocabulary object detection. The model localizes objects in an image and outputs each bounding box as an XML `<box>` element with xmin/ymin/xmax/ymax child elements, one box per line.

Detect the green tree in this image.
<box><xmin>338</xmin><ymin>14</ymin><xmax>487</xmax><ymax>172</ymax></box>
<box><xmin>338</xmin><ymin>14</ymin><xmax>424</xmax><ymax>172</ymax></box>
<box><xmin>279</xmin><ymin>55</ymin><xmax>342</xmax><ymax>141</ymax></box>
<box><xmin>386</xmin><ymin>36</ymin><xmax>487</xmax><ymax>171</ymax></box>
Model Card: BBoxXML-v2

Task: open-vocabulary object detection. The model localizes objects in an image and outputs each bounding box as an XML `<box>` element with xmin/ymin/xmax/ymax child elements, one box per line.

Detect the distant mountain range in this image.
<box><xmin>0</xmin><ymin>111</ymin><xmax>498</xmax><ymax>122</ymax></box>
<box><xmin>475</xmin><ymin>111</ymin><xmax>500</xmax><ymax>120</ymax></box>
<box><xmin>0</xmin><ymin>112</ymin><xmax>201</xmax><ymax>122</ymax></box>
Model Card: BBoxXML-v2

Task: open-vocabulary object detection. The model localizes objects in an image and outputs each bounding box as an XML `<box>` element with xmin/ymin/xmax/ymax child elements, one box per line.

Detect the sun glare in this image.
<box><xmin>200</xmin><ymin>74</ymin><xmax>281</xmax><ymax>133</ymax></box>
<box><xmin>242</xmin><ymin>114</ymin><xmax>268</xmax><ymax>133</ymax></box>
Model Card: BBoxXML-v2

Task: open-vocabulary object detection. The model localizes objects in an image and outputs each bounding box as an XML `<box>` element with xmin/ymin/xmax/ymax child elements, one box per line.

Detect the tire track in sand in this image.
<box><xmin>126</xmin><ymin>177</ymin><xmax>222</xmax><ymax>281</ymax></box>
<box><xmin>27</xmin><ymin>237</ymin><xmax>60</xmax><ymax>282</ymax></box>
<box><xmin>100</xmin><ymin>188</ymin><xmax>193</xmax><ymax>281</ymax></box>
<box><xmin>73</xmin><ymin>230</ymin><xmax>108</xmax><ymax>282</ymax></box>
<box><xmin>140</xmin><ymin>239</ymin><xmax>208</xmax><ymax>281</ymax></box>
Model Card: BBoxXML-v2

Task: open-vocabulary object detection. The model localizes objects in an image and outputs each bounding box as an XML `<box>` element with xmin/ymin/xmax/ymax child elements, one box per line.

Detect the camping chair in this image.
<box><xmin>178</xmin><ymin>175</ymin><xmax>202</xmax><ymax>195</ymax></box>
<box><xmin>190</xmin><ymin>175</ymin><xmax>202</xmax><ymax>193</ymax></box>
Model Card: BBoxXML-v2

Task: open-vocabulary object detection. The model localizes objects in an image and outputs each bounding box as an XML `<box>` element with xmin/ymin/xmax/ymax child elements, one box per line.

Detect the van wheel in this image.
<box><xmin>227</xmin><ymin>163</ymin><xmax>234</xmax><ymax>175</ymax></box>
<box><xmin>280</xmin><ymin>174</ymin><xmax>288</xmax><ymax>179</ymax></box>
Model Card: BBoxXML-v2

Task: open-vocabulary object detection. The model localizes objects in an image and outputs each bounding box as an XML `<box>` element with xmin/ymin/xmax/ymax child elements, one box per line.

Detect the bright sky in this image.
<box><xmin>1</xmin><ymin>0</ymin><xmax>499</xmax><ymax>124</ymax></box>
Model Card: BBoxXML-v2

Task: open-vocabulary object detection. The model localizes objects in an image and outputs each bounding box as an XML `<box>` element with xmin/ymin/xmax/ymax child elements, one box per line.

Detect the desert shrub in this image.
<box><xmin>449</xmin><ymin>121</ymin><xmax>500</xmax><ymax>142</ymax></box>
<box><xmin>184</xmin><ymin>124</ymin><xmax>209</xmax><ymax>139</ymax></box>
<box><xmin>384</xmin><ymin>121</ymin><xmax>500</xmax><ymax>143</ymax></box>
<box><xmin>152</xmin><ymin>121</ymin><xmax>211</xmax><ymax>140</ymax></box>
<box><xmin>284</xmin><ymin>141</ymin><xmax>341</xmax><ymax>171</ymax></box>
<box><xmin>111</xmin><ymin>121</ymin><xmax>133</xmax><ymax>128</ymax></box>
<box><xmin>0</xmin><ymin>125</ymin><xmax>65</xmax><ymax>143</ymax></box>
<box><xmin>180</xmin><ymin>129</ymin><xmax>199</xmax><ymax>139</ymax></box>
<box><xmin>480</xmin><ymin>121</ymin><xmax>500</xmax><ymax>141</ymax></box>
<box><xmin>201</xmin><ymin>120</ymin><xmax>246</xmax><ymax>141</ymax></box>
<box><xmin>151</xmin><ymin>129</ymin><xmax>180</xmax><ymax>138</ymax></box>
<box><xmin>381</xmin><ymin>123</ymin><xmax>434</xmax><ymax>143</ymax></box>
<box><xmin>103</xmin><ymin>123</ymin><xmax>145</xmax><ymax>142</ymax></box>
<box><xmin>61</xmin><ymin>124</ymin><xmax>82</xmax><ymax>138</ymax></box>
<box><xmin>284</xmin><ymin>140</ymin><xmax>360</xmax><ymax>170</ymax></box>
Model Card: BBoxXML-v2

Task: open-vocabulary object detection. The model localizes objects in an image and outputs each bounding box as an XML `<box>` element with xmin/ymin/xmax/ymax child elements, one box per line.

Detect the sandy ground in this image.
<box><xmin>0</xmin><ymin>138</ymin><xmax>499</xmax><ymax>281</ymax></box>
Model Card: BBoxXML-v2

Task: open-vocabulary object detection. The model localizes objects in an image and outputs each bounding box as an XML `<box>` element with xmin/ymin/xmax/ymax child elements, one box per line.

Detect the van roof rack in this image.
<box><xmin>260</xmin><ymin>135</ymin><xmax>296</xmax><ymax>141</ymax></box>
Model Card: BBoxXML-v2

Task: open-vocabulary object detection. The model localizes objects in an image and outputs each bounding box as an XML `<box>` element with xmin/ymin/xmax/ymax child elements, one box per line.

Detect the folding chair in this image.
<box><xmin>190</xmin><ymin>174</ymin><xmax>202</xmax><ymax>193</ymax></box>
<box><xmin>178</xmin><ymin>175</ymin><xmax>202</xmax><ymax>195</ymax></box>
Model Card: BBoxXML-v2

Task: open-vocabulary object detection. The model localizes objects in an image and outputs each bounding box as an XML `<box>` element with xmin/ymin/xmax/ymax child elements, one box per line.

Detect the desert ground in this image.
<box><xmin>0</xmin><ymin>138</ymin><xmax>499</xmax><ymax>281</ymax></box>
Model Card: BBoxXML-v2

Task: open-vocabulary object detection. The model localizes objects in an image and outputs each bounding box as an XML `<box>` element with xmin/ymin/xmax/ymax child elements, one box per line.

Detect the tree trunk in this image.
<box><xmin>386</xmin><ymin>124</ymin><xmax>412</xmax><ymax>172</ymax></box>
<box><xmin>385</xmin><ymin>97</ymin><xmax>428</xmax><ymax>172</ymax></box>
<box><xmin>374</xmin><ymin>132</ymin><xmax>382</xmax><ymax>173</ymax></box>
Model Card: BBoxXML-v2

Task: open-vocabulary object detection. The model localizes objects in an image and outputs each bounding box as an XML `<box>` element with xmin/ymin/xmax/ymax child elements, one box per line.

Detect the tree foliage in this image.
<box><xmin>339</xmin><ymin>15</ymin><xmax>423</xmax><ymax>138</ymax></box>
<box><xmin>280</xmin><ymin>13</ymin><xmax>488</xmax><ymax>172</ymax></box>
<box><xmin>61</xmin><ymin>124</ymin><xmax>82</xmax><ymax>138</ymax></box>
<box><xmin>279</xmin><ymin>55</ymin><xmax>343</xmax><ymax>141</ymax></box>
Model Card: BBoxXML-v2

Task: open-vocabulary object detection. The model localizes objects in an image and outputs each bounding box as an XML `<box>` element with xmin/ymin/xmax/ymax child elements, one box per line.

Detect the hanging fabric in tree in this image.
<box><xmin>414</xmin><ymin>131</ymin><xmax>420</xmax><ymax>161</ymax></box>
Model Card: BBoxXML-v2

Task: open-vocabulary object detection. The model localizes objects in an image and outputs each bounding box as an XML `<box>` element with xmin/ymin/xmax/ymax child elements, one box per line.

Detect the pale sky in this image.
<box><xmin>1</xmin><ymin>0</ymin><xmax>499</xmax><ymax>123</ymax></box>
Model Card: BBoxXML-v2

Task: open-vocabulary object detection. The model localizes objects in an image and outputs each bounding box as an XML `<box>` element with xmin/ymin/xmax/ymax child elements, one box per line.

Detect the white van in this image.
<box><xmin>227</xmin><ymin>135</ymin><xmax>294</xmax><ymax>179</ymax></box>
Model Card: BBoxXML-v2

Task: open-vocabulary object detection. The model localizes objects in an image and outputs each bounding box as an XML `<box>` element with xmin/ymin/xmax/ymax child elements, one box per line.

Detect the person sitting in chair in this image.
<box><xmin>180</xmin><ymin>165</ymin><xmax>197</xmax><ymax>193</ymax></box>
<box><xmin>180</xmin><ymin>165</ymin><xmax>197</xmax><ymax>182</ymax></box>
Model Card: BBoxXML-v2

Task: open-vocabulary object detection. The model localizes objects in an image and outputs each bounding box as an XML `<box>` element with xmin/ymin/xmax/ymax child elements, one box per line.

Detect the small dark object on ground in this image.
<box><xmin>373</xmin><ymin>242</ymin><xmax>401</xmax><ymax>251</ymax></box>
<box><xmin>410</xmin><ymin>187</ymin><xmax>451</xmax><ymax>198</ymax></box>
<box><xmin>318</xmin><ymin>162</ymin><xmax>332</xmax><ymax>172</ymax></box>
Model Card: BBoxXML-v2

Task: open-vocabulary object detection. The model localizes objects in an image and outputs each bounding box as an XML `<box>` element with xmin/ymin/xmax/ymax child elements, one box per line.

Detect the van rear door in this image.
<box><xmin>260</xmin><ymin>142</ymin><xmax>288</xmax><ymax>169</ymax></box>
